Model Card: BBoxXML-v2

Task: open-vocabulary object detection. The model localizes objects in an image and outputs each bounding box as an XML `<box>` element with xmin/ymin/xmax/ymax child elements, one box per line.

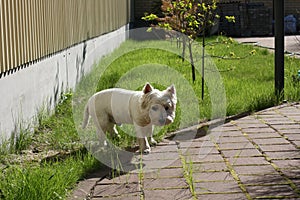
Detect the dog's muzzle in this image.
<box><xmin>158</xmin><ymin>116</ymin><xmax>173</xmax><ymax>126</ymax></box>
<box><xmin>150</xmin><ymin>104</ymin><xmax>174</xmax><ymax>126</ymax></box>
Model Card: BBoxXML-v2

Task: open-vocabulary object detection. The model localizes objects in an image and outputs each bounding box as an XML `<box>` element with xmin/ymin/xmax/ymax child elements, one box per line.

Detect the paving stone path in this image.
<box><xmin>234</xmin><ymin>35</ymin><xmax>300</xmax><ymax>55</ymax></box>
<box><xmin>70</xmin><ymin>103</ymin><xmax>300</xmax><ymax>200</ymax></box>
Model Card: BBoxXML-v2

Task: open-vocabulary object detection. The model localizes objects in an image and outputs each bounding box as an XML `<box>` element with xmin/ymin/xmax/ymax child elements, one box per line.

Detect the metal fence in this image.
<box><xmin>0</xmin><ymin>0</ymin><xmax>130</xmax><ymax>75</ymax></box>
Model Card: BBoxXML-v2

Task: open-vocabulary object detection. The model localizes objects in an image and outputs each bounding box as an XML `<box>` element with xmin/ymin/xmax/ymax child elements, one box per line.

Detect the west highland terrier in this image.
<box><xmin>82</xmin><ymin>83</ymin><xmax>177</xmax><ymax>154</ymax></box>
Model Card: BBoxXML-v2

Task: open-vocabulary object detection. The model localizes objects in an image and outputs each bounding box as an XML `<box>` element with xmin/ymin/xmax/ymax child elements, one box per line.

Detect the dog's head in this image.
<box><xmin>140</xmin><ymin>83</ymin><xmax>177</xmax><ymax>126</ymax></box>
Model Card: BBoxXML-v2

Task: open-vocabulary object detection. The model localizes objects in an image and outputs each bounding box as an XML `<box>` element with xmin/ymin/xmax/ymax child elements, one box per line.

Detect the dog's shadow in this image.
<box><xmin>83</xmin><ymin>123</ymin><xmax>209</xmax><ymax>182</ymax></box>
<box><xmin>88</xmin><ymin>143</ymin><xmax>147</xmax><ymax>174</ymax></box>
<box><xmin>165</xmin><ymin>124</ymin><xmax>208</xmax><ymax>141</ymax></box>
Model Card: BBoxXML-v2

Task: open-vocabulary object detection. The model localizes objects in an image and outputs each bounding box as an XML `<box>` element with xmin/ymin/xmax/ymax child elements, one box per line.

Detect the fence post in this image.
<box><xmin>274</xmin><ymin>0</ymin><xmax>284</xmax><ymax>100</ymax></box>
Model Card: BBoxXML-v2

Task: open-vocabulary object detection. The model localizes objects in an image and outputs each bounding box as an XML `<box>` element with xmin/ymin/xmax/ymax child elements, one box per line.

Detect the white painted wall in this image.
<box><xmin>0</xmin><ymin>25</ymin><xmax>128</xmax><ymax>141</ymax></box>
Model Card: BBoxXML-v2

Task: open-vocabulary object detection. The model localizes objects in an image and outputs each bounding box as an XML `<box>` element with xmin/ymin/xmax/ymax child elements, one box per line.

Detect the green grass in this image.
<box><xmin>204</xmin><ymin>37</ymin><xmax>275</xmax><ymax>115</ymax></box>
<box><xmin>1</xmin><ymin>35</ymin><xmax>300</xmax><ymax>200</ymax></box>
<box><xmin>205</xmin><ymin>37</ymin><xmax>300</xmax><ymax>113</ymax></box>
<box><xmin>0</xmin><ymin>152</ymin><xmax>100</xmax><ymax>200</ymax></box>
<box><xmin>33</xmin><ymin>92</ymin><xmax>80</xmax><ymax>151</ymax></box>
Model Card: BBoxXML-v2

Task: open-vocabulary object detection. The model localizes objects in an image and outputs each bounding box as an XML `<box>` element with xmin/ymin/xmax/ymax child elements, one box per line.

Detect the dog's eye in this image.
<box><xmin>152</xmin><ymin>106</ymin><xmax>158</xmax><ymax>111</ymax></box>
<box><xmin>164</xmin><ymin>106</ymin><xmax>169</xmax><ymax>111</ymax></box>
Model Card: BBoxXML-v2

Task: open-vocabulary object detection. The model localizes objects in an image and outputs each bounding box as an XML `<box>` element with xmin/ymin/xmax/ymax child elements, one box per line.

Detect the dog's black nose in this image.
<box><xmin>159</xmin><ymin>118</ymin><xmax>165</xmax><ymax>125</ymax></box>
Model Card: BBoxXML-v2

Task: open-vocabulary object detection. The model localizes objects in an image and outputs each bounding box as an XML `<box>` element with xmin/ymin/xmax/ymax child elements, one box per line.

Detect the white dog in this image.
<box><xmin>82</xmin><ymin>83</ymin><xmax>177</xmax><ymax>153</ymax></box>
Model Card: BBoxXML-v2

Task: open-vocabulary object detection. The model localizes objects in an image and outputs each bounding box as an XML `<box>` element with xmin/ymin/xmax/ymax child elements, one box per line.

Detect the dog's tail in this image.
<box><xmin>82</xmin><ymin>104</ymin><xmax>90</xmax><ymax>129</ymax></box>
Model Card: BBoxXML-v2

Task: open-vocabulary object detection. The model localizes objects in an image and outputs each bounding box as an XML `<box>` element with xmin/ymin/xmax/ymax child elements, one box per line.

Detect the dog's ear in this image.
<box><xmin>167</xmin><ymin>84</ymin><xmax>176</xmax><ymax>95</ymax></box>
<box><xmin>143</xmin><ymin>82</ymin><xmax>153</xmax><ymax>94</ymax></box>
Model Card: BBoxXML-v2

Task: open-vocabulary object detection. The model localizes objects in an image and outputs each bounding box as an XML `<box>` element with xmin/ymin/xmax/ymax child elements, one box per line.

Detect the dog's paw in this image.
<box><xmin>104</xmin><ymin>140</ymin><xmax>108</xmax><ymax>146</ymax></box>
<box><xmin>150</xmin><ymin>137</ymin><xmax>157</xmax><ymax>146</ymax></box>
<box><xmin>143</xmin><ymin>148</ymin><xmax>151</xmax><ymax>154</ymax></box>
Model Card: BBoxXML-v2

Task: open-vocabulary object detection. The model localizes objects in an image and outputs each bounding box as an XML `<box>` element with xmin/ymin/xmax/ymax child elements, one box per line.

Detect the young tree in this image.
<box><xmin>143</xmin><ymin>0</ymin><xmax>219</xmax><ymax>82</ymax></box>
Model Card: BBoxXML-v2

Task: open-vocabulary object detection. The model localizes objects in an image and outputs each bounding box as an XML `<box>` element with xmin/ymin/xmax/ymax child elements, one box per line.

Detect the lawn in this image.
<box><xmin>74</xmin><ymin>35</ymin><xmax>300</xmax><ymax>145</ymax></box>
<box><xmin>0</xmin><ymin>36</ymin><xmax>299</xmax><ymax>200</ymax></box>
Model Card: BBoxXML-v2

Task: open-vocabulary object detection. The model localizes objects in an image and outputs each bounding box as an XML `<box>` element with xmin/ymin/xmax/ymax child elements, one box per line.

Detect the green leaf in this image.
<box><xmin>142</xmin><ymin>13</ymin><xmax>158</xmax><ymax>21</ymax></box>
<box><xmin>146</xmin><ymin>27</ymin><xmax>153</xmax><ymax>32</ymax></box>
<box><xmin>225</xmin><ymin>16</ymin><xmax>236</xmax><ymax>23</ymax></box>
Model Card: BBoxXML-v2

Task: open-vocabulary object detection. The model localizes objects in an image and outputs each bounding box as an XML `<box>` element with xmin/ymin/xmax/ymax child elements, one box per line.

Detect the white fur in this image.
<box><xmin>82</xmin><ymin>83</ymin><xmax>177</xmax><ymax>153</ymax></box>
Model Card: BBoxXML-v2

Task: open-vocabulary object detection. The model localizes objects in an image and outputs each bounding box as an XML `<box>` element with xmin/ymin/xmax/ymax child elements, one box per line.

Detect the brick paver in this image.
<box><xmin>69</xmin><ymin>103</ymin><xmax>300</xmax><ymax>200</ymax></box>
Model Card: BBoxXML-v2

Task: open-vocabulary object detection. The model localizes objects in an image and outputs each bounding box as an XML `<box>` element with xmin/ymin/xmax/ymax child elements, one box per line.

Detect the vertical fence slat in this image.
<box><xmin>52</xmin><ymin>0</ymin><xmax>57</xmax><ymax>51</ymax></box>
<box><xmin>19</xmin><ymin>0</ymin><xmax>24</xmax><ymax>65</ymax></box>
<box><xmin>22</xmin><ymin>0</ymin><xmax>29</xmax><ymax>64</ymax></box>
<box><xmin>16</xmin><ymin>0</ymin><xmax>23</xmax><ymax>66</ymax></box>
<box><xmin>49</xmin><ymin>0</ymin><xmax>55</xmax><ymax>54</ymax></box>
<box><xmin>7</xmin><ymin>0</ymin><xmax>13</xmax><ymax>69</ymax></box>
<box><xmin>82</xmin><ymin>0</ymin><xmax>87</xmax><ymax>41</ymax></box>
<box><xmin>14</xmin><ymin>0</ymin><xmax>20</xmax><ymax>67</ymax></box>
<box><xmin>101</xmin><ymin>0</ymin><xmax>106</xmax><ymax>35</ymax></box>
<box><xmin>60</xmin><ymin>0</ymin><xmax>64</xmax><ymax>50</ymax></box>
<box><xmin>57</xmin><ymin>0</ymin><xmax>62</xmax><ymax>51</ymax></box>
<box><xmin>2</xmin><ymin>1</ymin><xmax>11</xmax><ymax>71</ymax></box>
<box><xmin>31</xmin><ymin>0</ymin><xmax>36</xmax><ymax>60</ymax></box>
<box><xmin>0</xmin><ymin>0</ymin><xmax>2</xmax><ymax>72</ymax></box>
<box><xmin>33</xmin><ymin>0</ymin><xmax>38</xmax><ymax>60</ymax></box>
<box><xmin>28</xmin><ymin>0</ymin><xmax>33</xmax><ymax>62</ymax></box>
<box><xmin>42</xmin><ymin>0</ymin><xmax>46</xmax><ymax>56</ymax></box>
<box><xmin>36</xmin><ymin>0</ymin><xmax>42</xmax><ymax>59</ymax></box>
<box><xmin>11</xmin><ymin>0</ymin><xmax>17</xmax><ymax>67</ymax></box>
<box><xmin>70</xmin><ymin>0</ymin><xmax>74</xmax><ymax>45</ymax></box>
<box><xmin>0</xmin><ymin>0</ymin><xmax>5</xmax><ymax>72</ymax></box>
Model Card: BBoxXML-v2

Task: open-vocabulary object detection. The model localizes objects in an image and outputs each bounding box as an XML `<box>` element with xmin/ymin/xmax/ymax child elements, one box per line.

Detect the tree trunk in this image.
<box><xmin>182</xmin><ymin>36</ymin><xmax>186</xmax><ymax>62</ymax></box>
<box><xmin>188</xmin><ymin>41</ymin><xmax>196</xmax><ymax>82</ymax></box>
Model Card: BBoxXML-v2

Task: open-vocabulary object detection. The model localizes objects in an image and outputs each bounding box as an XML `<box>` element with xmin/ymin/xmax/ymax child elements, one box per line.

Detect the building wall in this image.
<box><xmin>248</xmin><ymin>0</ymin><xmax>300</xmax><ymax>30</ymax></box>
<box><xmin>249</xmin><ymin>0</ymin><xmax>300</xmax><ymax>16</ymax></box>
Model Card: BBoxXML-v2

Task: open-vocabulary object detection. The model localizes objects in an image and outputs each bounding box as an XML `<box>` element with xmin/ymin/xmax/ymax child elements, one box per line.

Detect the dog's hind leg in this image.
<box><xmin>94</xmin><ymin>122</ymin><xmax>115</xmax><ymax>148</ymax></box>
<box><xmin>105</xmin><ymin>123</ymin><xmax>120</xmax><ymax>139</ymax></box>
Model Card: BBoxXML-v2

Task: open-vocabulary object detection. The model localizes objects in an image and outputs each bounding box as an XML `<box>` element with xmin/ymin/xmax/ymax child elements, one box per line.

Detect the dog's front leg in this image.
<box><xmin>135</xmin><ymin>123</ymin><xmax>153</xmax><ymax>154</ymax></box>
<box><xmin>150</xmin><ymin>136</ymin><xmax>157</xmax><ymax>146</ymax></box>
<box><xmin>136</xmin><ymin>137</ymin><xmax>150</xmax><ymax>154</ymax></box>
